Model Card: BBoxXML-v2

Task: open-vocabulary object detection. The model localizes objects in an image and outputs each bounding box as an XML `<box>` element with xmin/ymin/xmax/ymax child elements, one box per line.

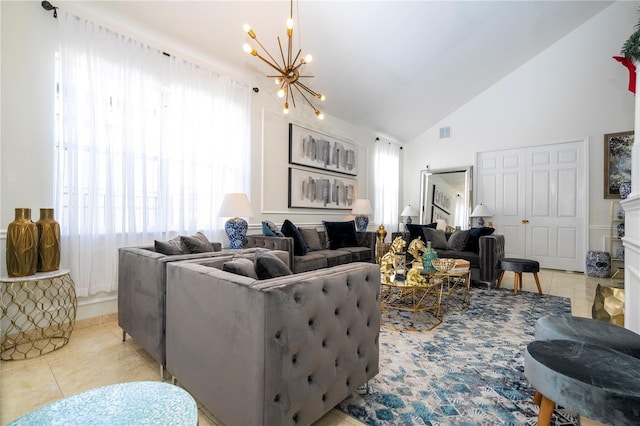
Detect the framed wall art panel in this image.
<box><xmin>288</xmin><ymin>167</ymin><xmax>357</xmax><ymax>210</ymax></box>
<box><xmin>432</xmin><ymin>184</ymin><xmax>452</xmax><ymax>213</ymax></box>
<box><xmin>431</xmin><ymin>206</ymin><xmax>451</xmax><ymax>224</ymax></box>
<box><xmin>604</xmin><ymin>131</ymin><xmax>633</xmax><ymax>199</ymax></box>
<box><xmin>289</xmin><ymin>123</ymin><xmax>358</xmax><ymax>176</ymax></box>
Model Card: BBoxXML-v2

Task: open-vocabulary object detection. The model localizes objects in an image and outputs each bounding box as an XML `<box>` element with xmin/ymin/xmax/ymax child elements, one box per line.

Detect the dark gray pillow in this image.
<box><xmin>423</xmin><ymin>227</ymin><xmax>448</xmax><ymax>250</ymax></box>
<box><xmin>447</xmin><ymin>230</ymin><xmax>470</xmax><ymax>251</ymax></box>
<box><xmin>299</xmin><ymin>228</ymin><xmax>323</xmax><ymax>251</ymax></box>
<box><xmin>222</xmin><ymin>258</ymin><xmax>258</xmax><ymax>279</ymax></box>
<box><xmin>154</xmin><ymin>238</ymin><xmax>184</xmax><ymax>255</ymax></box>
<box><xmin>180</xmin><ymin>232</ymin><xmax>215</xmax><ymax>253</ymax></box>
<box><xmin>254</xmin><ymin>250</ymin><xmax>293</xmax><ymax>280</ymax></box>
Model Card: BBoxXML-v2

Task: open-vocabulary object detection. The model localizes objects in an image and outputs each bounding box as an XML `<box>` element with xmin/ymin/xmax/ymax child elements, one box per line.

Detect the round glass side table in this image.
<box><xmin>1</xmin><ymin>269</ymin><xmax>77</xmax><ymax>360</ymax></box>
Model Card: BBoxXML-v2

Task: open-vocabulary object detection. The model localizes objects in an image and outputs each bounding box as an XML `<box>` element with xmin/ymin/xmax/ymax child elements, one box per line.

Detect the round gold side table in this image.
<box><xmin>1</xmin><ymin>269</ymin><xmax>77</xmax><ymax>360</ymax></box>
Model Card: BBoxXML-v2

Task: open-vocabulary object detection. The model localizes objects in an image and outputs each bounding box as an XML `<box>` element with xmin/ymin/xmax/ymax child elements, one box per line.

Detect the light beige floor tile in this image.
<box><xmin>0</xmin><ymin>271</ymin><xmax>616</xmax><ymax>425</ymax></box>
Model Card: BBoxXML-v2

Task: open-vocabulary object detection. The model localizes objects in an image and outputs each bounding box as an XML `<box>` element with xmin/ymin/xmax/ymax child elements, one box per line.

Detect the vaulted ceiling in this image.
<box><xmin>60</xmin><ymin>1</ymin><xmax>614</xmax><ymax>142</ymax></box>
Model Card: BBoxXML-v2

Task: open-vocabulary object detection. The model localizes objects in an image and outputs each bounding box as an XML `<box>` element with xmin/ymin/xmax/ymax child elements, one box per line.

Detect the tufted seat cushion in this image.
<box><xmin>500</xmin><ymin>258</ymin><xmax>539</xmax><ymax>273</ymax></box>
<box><xmin>525</xmin><ymin>339</ymin><xmax>640</xmax><ymax>425</ymax></box>
<box><xmin>535</xmin><ymin>314</ymin><xmax>640</xmax><ymax>358</ymax></box>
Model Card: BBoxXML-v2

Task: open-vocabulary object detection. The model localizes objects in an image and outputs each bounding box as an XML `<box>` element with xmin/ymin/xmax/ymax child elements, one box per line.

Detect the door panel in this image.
<box><xmin>476</xmin><ymin>141</ymin><xmax>586</xmax><ymax>272</ymax></box>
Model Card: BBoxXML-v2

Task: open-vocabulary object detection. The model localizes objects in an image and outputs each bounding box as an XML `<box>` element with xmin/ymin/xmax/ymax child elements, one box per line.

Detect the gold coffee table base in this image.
<box><xmin>380</xmin><ymin>277</ymin><xmax>443</xmax><ymax>332</ymax></box>
<box><xmin>1</xmin><ymin>270</ymin><xmax>77</xmax><ymax>360</ymax></box>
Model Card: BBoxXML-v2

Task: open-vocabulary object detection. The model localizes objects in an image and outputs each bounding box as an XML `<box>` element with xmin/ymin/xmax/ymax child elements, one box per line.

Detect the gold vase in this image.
<box><xmin>36</xmin><ymin>208</ymin><xmax>61</xmax><ymax>272</ymax></box>
<box><xmin>6</xmin><ymin>208</ymin><xmax>38</xmax><ymax>277</ymax></box>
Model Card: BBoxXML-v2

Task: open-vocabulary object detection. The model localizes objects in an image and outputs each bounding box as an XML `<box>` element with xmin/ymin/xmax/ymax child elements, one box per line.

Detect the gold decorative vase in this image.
<box><xmin>36</xmin><ymin>208</ymin><xmax>61</xmax><ymax>272</ymax></box>
<box><xmin>6</xmin><ymin>208</ymin><xmax>38</xmax><ymax>277</ymax></box>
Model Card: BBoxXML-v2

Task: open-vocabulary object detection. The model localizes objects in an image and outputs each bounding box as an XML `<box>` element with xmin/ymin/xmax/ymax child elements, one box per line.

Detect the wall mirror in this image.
<box><xmin>419</xmin><ymin>166</ymin><xmax>473</xmax><ymax>230</ymax></box>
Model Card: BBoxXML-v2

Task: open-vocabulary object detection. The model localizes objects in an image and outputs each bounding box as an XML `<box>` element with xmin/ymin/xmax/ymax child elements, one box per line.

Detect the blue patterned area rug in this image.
<box><xmin>337</xmin><ymin>287</ymin><xmax>579</xmax><ymax>425</ymax></box>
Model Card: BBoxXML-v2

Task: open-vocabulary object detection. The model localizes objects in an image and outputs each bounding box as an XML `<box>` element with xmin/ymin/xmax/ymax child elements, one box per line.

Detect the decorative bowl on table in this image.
<box><xmin>431</xmin><ymin>258</ymin><xmax>456</xmax><ymax>272</ymax></box>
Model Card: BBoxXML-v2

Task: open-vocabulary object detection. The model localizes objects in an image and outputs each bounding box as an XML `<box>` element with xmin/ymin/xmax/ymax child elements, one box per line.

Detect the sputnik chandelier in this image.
<box><xmin>243</xmin><ymin>0</ymin><xmax>325</xmax><ymax>119</ymax></box>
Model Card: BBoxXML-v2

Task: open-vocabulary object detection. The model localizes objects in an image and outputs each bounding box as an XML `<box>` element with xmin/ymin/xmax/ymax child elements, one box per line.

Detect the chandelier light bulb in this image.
<box><xmin>243</xmin><ymin>0</ymin><xmax>324</xmax><ymax>119</ymax></box>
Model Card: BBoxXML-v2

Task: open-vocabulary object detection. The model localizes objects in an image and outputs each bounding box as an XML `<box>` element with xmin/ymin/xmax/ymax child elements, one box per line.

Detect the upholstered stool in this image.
<box><xmin>497</xmin><ymin>258</ymin><xmax>542</xmax><ymax>295</ymax></box>
<box><xmin>535</xmin><ymin>314</ymin><xmax>640</xmax><ymax>358</ymax></box>
<box><xmin>524</xmin><ymin>340</ymin><xmax>640</xmax><ymax>426</ymax></box>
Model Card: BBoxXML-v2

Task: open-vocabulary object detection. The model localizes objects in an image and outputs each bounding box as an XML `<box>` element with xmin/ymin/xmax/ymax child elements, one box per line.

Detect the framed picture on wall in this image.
<box><xmin>604</xmin><ymin>131</ymin><xmax>633</xmax><ymax>199</ymax></box>
<box><xmin>288</xmin><ymin>167</ymin><xmax>357</xmax><ymax>209</ymax></box>
<box><xmin>432</xmin><ymin>184</ymin><xmax>451</xmax><ymax>213</ymax></box>
<box><xmin>289</xmin><ymin>123</ymin><xmax>358</xmax><ymax>176</ymax></box>
<box><xmin>431</xmin><ymin>206</ymin><xmax>451</xmax><ymax>224</ymax></box>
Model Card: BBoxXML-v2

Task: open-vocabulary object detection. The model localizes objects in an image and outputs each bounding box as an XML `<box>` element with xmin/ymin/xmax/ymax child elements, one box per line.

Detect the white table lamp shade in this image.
<box><xmin>352</xmin><ymin>199</ymin><xmax>373</xmax><ymax>215</ymax></box>
<box><xmin>400</xmin><ymin>205</ymin><xmax>418</xmax><ymax>218</ymax></box>
<box><xmin>470</xmin><ymin>204</ymin><xmax>493</xmax><ymax>218</ymax></box>
<box><xmin>218</xmin><ymin>193</ymin><xmax>254</xmax><ymax>218</ymax></box>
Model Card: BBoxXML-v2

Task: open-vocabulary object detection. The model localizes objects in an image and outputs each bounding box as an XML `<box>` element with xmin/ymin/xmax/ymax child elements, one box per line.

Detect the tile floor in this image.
<box><xmin>1</xmin><ymin>269</ymin><xmax>615</xmax><ymax>425</ymax></box>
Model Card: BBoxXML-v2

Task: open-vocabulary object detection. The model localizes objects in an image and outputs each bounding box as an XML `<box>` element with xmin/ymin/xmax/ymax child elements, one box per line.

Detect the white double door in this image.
<box><xmin>475</xmin><ymin>140</ymin><xmax>587</xmax><ymax>272</ymax></box>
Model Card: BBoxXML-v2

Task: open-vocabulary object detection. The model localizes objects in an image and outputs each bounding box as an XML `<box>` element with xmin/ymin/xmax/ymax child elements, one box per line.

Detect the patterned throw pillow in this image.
<box><xmin>262</xmin><ymin>220</ymin><xmax>284</xmax><ymax>237</ymax></box>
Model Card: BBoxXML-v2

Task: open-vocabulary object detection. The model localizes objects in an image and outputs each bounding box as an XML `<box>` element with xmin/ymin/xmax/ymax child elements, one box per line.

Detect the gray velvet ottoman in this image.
<box><xmin>497</xmin><ymin>258</ymin><xmax>542</xmax><ymax>295</ymax></box>
<box><xmin>524</xmin><ymin>340</ymin><xmax>640</xmax><ymax>425</ymax></box>
<box><xmin>535</xmin><ymin>314</ymin><xmax>640</xmax><ymax>358</ymax></box>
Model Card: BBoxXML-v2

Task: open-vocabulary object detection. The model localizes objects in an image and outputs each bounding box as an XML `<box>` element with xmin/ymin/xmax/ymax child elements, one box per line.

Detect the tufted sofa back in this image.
<box><xmin>165</xmin><ymin>261</ymin><xmax>381</xmax><ymax>426</ymax></box>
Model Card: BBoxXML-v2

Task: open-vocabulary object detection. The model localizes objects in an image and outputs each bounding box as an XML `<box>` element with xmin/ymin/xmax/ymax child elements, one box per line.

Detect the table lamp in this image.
<box><xmin>351</xmin><ymin>199</ymin><xmax>373</xmax><ymax>232</ymax></box>
<box><xmin>400</xmin><ymin>205</ymin><xmax>418</xmax><ymax>225</ymax></box>
<box><xmin>218</xmin><ymin>193</ymin><xmax>253</xmax><ymax>249</ymax></box>
<box><xmin>470</xmin><ymin>203</ymin><xmax>493</xmax><ymax>227</ymax></box>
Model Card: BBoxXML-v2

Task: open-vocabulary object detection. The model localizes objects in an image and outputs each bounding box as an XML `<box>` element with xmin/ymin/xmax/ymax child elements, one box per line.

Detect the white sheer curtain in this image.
<box><xmin>56</xmin><ymin>12</ymin><xmax>251</xmax><ymax>296</ymax></box>
<box><xmin>373</xmin><ymin>139</ymin><xmax>400</xmax><ymax>240</ymax></box>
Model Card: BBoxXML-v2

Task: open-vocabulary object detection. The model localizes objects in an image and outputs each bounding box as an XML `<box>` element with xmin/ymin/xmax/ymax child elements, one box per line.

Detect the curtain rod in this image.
<box><xmin>42</xmin><ymin>1</ymin><xmax>58</xmax><ymax>18</ymax></box>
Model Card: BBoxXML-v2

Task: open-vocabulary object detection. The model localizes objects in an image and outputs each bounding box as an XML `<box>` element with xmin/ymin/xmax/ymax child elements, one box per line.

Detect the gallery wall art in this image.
<box><xmin>289</xmin><ymin>123</ymin><xmax>358</xmax><ymax>176</ymax></box>
<box><xmin>288</xmin><ymin>167</ymin><xmax>357</xmax><ymax>209</ymax></box>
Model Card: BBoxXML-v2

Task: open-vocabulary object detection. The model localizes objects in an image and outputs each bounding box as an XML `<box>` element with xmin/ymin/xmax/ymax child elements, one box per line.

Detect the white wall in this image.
<box><xmin>0</xmin><ymin>1</ymin><xmax>381</xmax><ymax>319</ymax></box>
<box><xmin>403</xmin><ymin>1</ymin><xmax>636</xmax><ymax>253</ymax></box>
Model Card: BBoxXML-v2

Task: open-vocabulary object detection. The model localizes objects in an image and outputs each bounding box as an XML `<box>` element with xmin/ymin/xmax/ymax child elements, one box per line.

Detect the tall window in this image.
<box><xmin>56</xmin><ymin>12</ymin><xmax>252</xmax><ymax>296</ymax></box>
<box><xmin>373</xmin><ymin>139</ymin><xmax>400</xmax><ymax>237</ymax></box>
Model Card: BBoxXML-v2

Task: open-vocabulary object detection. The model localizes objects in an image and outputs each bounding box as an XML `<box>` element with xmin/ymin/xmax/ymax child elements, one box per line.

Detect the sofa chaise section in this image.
<box><xmin>165</xmin><ymin>261</ymin><xmax>381</xmax><ymax>426</ymax></box>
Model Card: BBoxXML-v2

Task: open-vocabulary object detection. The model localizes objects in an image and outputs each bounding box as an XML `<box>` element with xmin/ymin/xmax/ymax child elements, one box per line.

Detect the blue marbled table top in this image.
<box><xmin>7</xmin><ymin>381</ymin><xmax>198</xmax><ymax>425</ymax></box>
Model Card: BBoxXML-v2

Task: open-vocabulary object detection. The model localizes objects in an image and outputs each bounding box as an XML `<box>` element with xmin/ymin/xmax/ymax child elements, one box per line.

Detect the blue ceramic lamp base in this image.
<box><xmin>354</xmin><ymin>216</ymin><xmax>369</xmax><ymax>232</ymax></box>
<box><xmin>225</xmin><ymin>217</ymin><xmax>248</xmax><ymax>249</ymax></box>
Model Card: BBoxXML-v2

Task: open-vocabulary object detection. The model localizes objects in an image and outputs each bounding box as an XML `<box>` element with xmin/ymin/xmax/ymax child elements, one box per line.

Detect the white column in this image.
<box><xmin>623</xmin><ymin>62</ymin><xmax>640</xmax><ymax>333</ymax></box>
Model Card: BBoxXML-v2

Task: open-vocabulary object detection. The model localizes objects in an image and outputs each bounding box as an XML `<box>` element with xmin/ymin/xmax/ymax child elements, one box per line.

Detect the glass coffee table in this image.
<box><xmin>380</xmin><ymin>272</ymin><xmax>444</xmax><ymax>331</ymax></box>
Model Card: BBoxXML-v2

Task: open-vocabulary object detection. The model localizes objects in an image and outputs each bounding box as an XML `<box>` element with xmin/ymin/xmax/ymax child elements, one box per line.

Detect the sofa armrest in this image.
<box><xmin>245</xmin><ymin>235</ymin><xmax>294</xmax><ymax>269</ymax></box>
<box><xmin>478</xmin><ymin>234</ymin><xmax>505</xmax><ymax>284</ymax></box>
<box><xmin>356</xmin><ymin>231</ymin><xmax>376</xmax><ymax>262</ymax></box>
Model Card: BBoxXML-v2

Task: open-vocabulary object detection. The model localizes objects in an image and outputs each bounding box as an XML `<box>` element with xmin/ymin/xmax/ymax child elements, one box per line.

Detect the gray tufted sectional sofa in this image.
<box><xmin>165</xmin><ymin>259</ymin><xmax>381</xmax><ymax>426</ymax></box>
<box><xmin>117</xmin><ymin>245</ymin><xmax>289</xmax><ymax>377</ymax></box>
<box><xmin>245</xmin><ymin>230</ymin><xmax>376</xmax><ymax>274</ymax></box>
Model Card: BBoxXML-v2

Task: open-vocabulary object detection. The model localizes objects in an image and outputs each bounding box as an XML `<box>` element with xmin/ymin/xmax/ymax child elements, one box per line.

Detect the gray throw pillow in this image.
<box><xmin>154</xmin><ymin>237</ymin><xmax>184</xmax><ymax>255</ymax></box>
<box><xmin>447</xmin><ymin>230</ymin><xmax>470</xmax><ymax>251</ymax></box>
<box><xmin>254</xmin><ymin>250</ymin><xmax>293</xmax><ymax>280</ymax></box>
<box><xmin>299</xmin><ymin>228</ymin><xmax>324</xmax><ymax>251</ymax></box>
<box><xmin>222</xmin><ymin>258</ymin><xmax>258</xmax><ymax>279</ymax></box>
<box><xmin>423</xmin><ymin>228</ymin><xmax>448</xmax><ymax>250</ymax></box>
<box><xmin>180</xmin><ymin>232</ymin><xmax>215</xmax><ymax>253</ymax></box>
